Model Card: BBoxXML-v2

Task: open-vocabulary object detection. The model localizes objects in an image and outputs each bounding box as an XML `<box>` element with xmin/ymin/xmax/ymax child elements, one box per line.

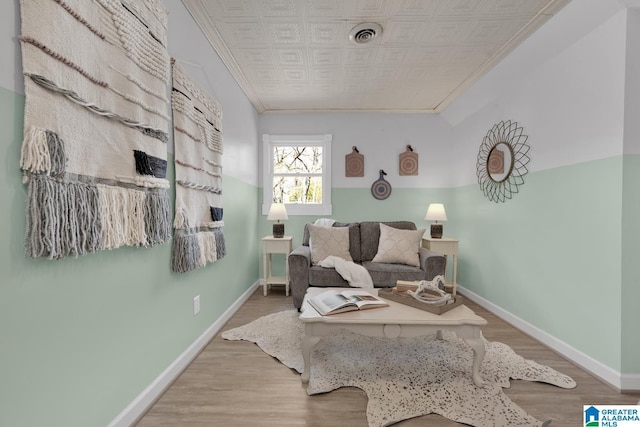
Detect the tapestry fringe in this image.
<box><xmin>25</xmin><ymin>174</ymin><xmax>103</xmax><ymax>259</ymax></box>
<box><xmin>174</xmin><ymin>208</ymin><xmax>188</xmax><ymax>229</ymax></box>
<box><xmin>145</xmin><ymin>190</ymin><xmax>172</xmax><ymax>246</ymax></box>
<box><xmin>97</xmin><ymin>185</ymin><xmax>147</xmax><ymax>249</ymax></box>
<box><xmin>213</xmin><ymin>227</ymin><xmax>226</xmax><ymax>259</ymax></box>
<box><xmin>20</xmin><ymin>127</ymin><xmax>51</xmax><ymax>174</ymax></box>
<box><xmin>23</xmin><ymin>174</ymin><xmax>171</xmax><ymax>259</ymax></box>
<box><xmin>172</xmin><ymin>233</ymin><xmax>202</xmax><ymax>273</ymax></box>
<box><xmin>197</xmin><ymin>232</ymin><xmax>218</xmax><ymax>265</ymax></box>
<box><xmin>46</xmin><ymin>131</ymin><xmax>66</xmax><ymax>176</ymax></box>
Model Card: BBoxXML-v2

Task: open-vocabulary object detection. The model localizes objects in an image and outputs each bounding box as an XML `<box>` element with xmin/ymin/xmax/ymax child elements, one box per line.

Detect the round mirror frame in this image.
<box><xmin>476</xmin><ymin>120</ymin><xmax>531</xmax><ymax>202</ymax></box>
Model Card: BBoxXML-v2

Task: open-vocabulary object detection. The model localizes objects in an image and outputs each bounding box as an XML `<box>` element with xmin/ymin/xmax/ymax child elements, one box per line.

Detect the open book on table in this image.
<box><xmin>307</xmin><ymin>289</ymin><xmax>389</xmax><ymax>315</ymax></box>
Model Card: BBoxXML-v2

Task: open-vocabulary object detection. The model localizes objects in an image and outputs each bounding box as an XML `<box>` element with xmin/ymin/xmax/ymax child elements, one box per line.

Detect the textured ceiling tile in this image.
<box><xmin>213</xmin><ymin>0</ymin><xmax>258</xmax><ymax>18</ymax></box>
<box><xmin>308</xmin><ymin>22</ymin><xmax>345</xmax><ymax>44</ymax></box>
<box><xmin>376</xmin><ymin>47</ymin><xmax>412</xmax><ymax>64</ymax></box>
<box><xmin>343</xmin><ymin>66</ymin><xmax>373</xmax><ymax>82</ymax></box>
<box><xmin>306</xmin><ymin>0</ymin><xmax>345</xmax><ymax>17</ymax></box>
<box><xmin>463</xmin><ymin>18</ymin><xmax>520</xmax><ymax>43</ymax></box>
<box><xmin>435</xmin><ymin>0</ymin><xmax>483</xmax><ymax>17</ymax></box>
<box><xmin>274</xmin><ymin>47</ymin><xmax>306</xmax><ymax>66</ymax></box>
<box><xmin>184</xmin><ymin>0</ymin><xmax>570</xmax><ymax>112</ymax></box>
<box><xmin>384</xmin><ymin>21</ymin><xmax>425</xmax><ymax>44</ymax></box>
<box><xmin>265</xmin><ymin>21</ymin><xmax>303</xmax><ymax>44</ymax></box>
<box><xmin>283</xmin><ymin>68</ymin><xmax>307</xmax><ymax>81</ymax></box>
<box><xmin>344</xmin><ymin>47</ymin><xmax>378</xmax><ymax>65</ymax></box>
<box><xmin>235</xmin><ymin>48</ymin><xmax>274</xmax><ymax>66</ymax></box>
<box><xmin>349</xmin><ymin>0</ymin><xmax>399</xmax><ymax>18</ymax></box>
<box><xmin>260</xmin><ymin>0</ymin><xmax>298</xmax><ymax>17</ymax></box>
<box><xmin>396</xmin><ymin>0</ymin><xmax>439</xmax><ymax>17</ymax></box>
<box><xmin>219</xmin><ymin>21</ymin><xmax>267</xmax><ymax>45</ymax></box>
<box><xmin>310</xmin><ymin>48</ymin><xmax>342</xmax><ymax>66</ymax></box>
<box><xmin>419</xmin><ymin>19</ymin><xmax>471</xmax><ymax>44</ymax></box>
<box><xmin>312</xmin><ymin>68</ymin><xmax>341</xmax><ymax>81</ymax></box>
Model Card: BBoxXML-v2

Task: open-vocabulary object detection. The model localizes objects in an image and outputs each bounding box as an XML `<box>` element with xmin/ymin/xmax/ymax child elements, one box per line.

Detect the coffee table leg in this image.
<box><xmin>463</xmin><ymin>336</ymin><xmax>490</xmax><ymax>388</ymax></box>
<box><xmin>301</xmin><ymin>334</ymin><xmax>321</xmax><ymax>383</ymax></box>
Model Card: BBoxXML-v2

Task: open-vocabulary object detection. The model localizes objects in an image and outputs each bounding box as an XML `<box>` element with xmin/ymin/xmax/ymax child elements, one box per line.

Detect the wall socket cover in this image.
<box><xmin>193</xmin><ymin>295</ymin><xmax>200</xmax><ymax>315</ymax></box>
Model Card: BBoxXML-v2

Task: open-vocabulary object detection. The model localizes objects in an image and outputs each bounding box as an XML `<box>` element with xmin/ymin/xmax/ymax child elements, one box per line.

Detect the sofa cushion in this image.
<box><xmin>308</xmin><ymin>224</ymin><xmax>353</xmax><ymax>265</ymax></box>
<box><xmin>371</xmin><ymin>223</ymin><xmax>425</xmax><ymax>267</ymax></box>
<box><xmin>309</xmin><ymin>265</ymin><xmax>349</xmax><ymax>287</ymax></box>
<box><xmin>363</xmin><ymin>261</ymin><xmax>425</xmax><ymax>287</ymax></box>
<box><xmin>303</xmin><ymin>222</ymin><xmax>361</xmax><ymax>262</ymax></box>
<box><xmin>360</xmin><ymin>221</ymin><xmax>417</xmax><ymax>262</ymax></box>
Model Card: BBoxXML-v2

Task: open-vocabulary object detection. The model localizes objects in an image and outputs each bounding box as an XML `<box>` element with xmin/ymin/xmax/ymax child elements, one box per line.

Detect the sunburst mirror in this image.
<box><xmin>476</xmin><ymin>120</ymin><xmax>531</xmax><ymax>202</ymax></box>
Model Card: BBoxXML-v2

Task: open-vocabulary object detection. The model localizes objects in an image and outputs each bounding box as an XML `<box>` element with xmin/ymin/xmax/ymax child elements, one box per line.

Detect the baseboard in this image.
<box><xmin>458</xmin><ymin>285</ymin><xmax>640</xmax><ymax>392</ymax></box>
<box><xmin>107</xmin><ymin>280</ymin><xmax>261</xmax><ymax>427</ymax></box>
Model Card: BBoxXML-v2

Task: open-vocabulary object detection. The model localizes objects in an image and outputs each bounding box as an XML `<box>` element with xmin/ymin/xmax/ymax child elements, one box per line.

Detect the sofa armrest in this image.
<box><xmin>419</xmin><ymin>248</ymin><xmax>446</xmax><ymax>281</ymax></box>
<box><xmin>288</xmin><ymin>246</ymin><xmax>311</xmax><ymax>309</ymax></box>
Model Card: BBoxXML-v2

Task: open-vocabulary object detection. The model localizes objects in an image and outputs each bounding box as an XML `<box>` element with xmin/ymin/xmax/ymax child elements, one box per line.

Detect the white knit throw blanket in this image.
<box><xmin>171</xmin><ymin>61</ymin><xmax>225</xmax><ymax>273</ymax></box>
<box><xmin>19</xmin><ymin>0</ymin><xmax>172</xmax><ymax>259</ymax></box>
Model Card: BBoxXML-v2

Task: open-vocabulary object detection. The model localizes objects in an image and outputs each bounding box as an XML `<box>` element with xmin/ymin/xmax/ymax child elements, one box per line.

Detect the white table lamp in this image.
<box><xmin>425</xmin><ymin>203</ymin><xmax>447</xmax><ymax>239</ymax></box>
<box><xmin>267</xmin><ymin>203</ymin><xmax>288</xmax><ymax>238</ymax></box>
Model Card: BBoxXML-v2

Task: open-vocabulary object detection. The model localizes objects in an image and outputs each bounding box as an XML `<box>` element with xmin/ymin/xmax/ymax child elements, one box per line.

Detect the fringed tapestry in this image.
<box><xmin>18</xmin><ymin>0</ymin><xmax>172</xmax><ymax>259</ymax></box>
<box><xmin>171</xmin><ymin>61</ymin><xmax>225</xmax><ymax>273</ymax></box>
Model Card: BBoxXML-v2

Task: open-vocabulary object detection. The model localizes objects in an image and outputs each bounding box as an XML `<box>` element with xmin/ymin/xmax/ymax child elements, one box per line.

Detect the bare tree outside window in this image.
<box><xmin>272</xmin><ymin>146</ymin><xmax>323</xmax><ymax>204</ymax></box>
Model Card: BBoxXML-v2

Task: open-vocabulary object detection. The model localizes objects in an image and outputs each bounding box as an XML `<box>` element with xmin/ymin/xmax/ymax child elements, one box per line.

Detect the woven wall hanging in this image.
<box><xmin>171</xmin><ymin>61</ymin><xmax>225</xmax><ymax>273</ymax></box>
<box><xmin>18</xmin><ymin>0</ymin><xmax>172</xmax><ymax>259</ymax></box>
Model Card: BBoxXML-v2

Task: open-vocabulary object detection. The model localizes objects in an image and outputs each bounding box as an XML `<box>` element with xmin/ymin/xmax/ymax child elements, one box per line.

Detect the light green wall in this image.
<box><xmin>621</xmin><ymin>155</ymin><xmax>640</xmax><ymax>373</ymax></box>
<box><xmin>0</xmin><ymin>87</ymin><xmax>260</xmax><ymax>427</ymax></box>
<box><xmin>451</xmin><ymin>157</ymin><xmax>624</xmax><ymax>371</ymax></box>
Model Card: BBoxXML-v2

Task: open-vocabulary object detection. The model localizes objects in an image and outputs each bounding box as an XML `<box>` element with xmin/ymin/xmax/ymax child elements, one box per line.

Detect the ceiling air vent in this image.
<box><xmin>349</xmin><ymin>23</ymin><xmax>383</xmax><ymax>44</ymax></box>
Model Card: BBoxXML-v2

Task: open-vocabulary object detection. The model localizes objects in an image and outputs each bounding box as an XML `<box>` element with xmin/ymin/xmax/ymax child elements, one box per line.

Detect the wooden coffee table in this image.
<box><xmin>299</xmin><ymin>287</ymin><xmax>489</xmax><ymax>387</ymax></box>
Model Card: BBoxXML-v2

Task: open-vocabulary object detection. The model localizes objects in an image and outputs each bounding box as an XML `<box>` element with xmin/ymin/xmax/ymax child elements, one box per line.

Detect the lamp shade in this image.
<box><xmin>425</xmin><ymin>203</ymin><xmax>447</xmax><ymax>222</ymax></box>
<box><xmin>267</xmin><ymin>203</ymin><xmax>288</xmax><ymax>221</ymax></box>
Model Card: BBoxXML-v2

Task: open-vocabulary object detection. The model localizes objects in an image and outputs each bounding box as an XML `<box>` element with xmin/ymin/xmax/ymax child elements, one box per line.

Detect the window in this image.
<box><xmin>262</xmin><ymin>134</ymin><xmax>332</xmax><ymax>216</ymax></box>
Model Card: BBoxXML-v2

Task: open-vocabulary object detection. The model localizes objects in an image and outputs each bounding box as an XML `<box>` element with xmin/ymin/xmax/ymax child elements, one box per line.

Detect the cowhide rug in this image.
<box><xmin>221</xmin><ymin>310</ymin><xmax>576</xmax><ymax>427</ymax></box>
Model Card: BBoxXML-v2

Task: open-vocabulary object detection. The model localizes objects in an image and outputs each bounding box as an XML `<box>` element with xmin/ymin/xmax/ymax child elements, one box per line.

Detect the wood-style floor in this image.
<box><xmin>136</xmin><ymin>287</ymin><xmax>639</xmax><ymax>426</ymax></box>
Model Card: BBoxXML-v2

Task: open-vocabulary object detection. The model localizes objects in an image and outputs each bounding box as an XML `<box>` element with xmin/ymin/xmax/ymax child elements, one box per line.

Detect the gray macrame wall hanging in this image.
<box><xmin>171</xmin><ymin>60</ymin><xmax>226</xmax><ymax>273</ymax></box>
<box><xmin>18</xmin><ymin>0</ymin><xmax>172</xmax><ymax>259</ymax></box>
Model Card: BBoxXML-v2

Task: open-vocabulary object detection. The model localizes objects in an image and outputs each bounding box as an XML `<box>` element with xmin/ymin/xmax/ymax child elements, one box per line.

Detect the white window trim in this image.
<box><xmin>262</xmin><ymin>134</ymin><xmax>332</xmax><ymax>216</ymax></box>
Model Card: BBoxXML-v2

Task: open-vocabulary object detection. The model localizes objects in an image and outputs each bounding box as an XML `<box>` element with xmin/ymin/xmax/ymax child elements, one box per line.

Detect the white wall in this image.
<box><xmin>260</xmin><ymin>112</ymin><xmax>454</xmax><ymax>188</ymax></box>
<box><xmin>0</xmin><ymin>0</ymin><xmax>22</xmax><ymax>92</ymax></box>
<box><xmin>165</xmin><ymin>2</ymin><xmax>259</xmax><ymax>185</ymax></box>
<box><xmin>443</xmin><ymin>0</ymin><xmax>629</xmax><ymax>187</ymax></box>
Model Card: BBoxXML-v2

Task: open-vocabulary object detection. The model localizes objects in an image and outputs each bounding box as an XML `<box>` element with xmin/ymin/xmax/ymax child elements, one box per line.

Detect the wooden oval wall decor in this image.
<box><xmin>345</xmin><ymin>146</ymin><xmax>364</xmax><ymax>177</ymax></box>
<box><xmin>371</xmin><ymin>169</ymin><xmax>392</xmax><ymax>200</ymax></box>
<box><xmin>399</xmin><ymin>145</ymin><xmax>418</xmax><ymax>176</ymax></box>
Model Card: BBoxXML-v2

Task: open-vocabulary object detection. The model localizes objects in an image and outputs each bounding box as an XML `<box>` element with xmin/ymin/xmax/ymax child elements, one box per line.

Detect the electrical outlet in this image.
<box><xmin>193</xmin><ymin>295</ymin><xmax>200</xmax><ymax>315</ymax></box>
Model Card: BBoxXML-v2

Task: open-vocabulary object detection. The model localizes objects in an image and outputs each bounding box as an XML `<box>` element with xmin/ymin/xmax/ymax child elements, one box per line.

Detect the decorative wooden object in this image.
<box><xmin>488</xmin><ymin>147</ymin><xmax>505</xmax><ymax>174</ymax></box>
<box><xmin>378</xmin><ymin>287</ymin><xmax>463</xmax><ymax>315</ymax></box>
<box><xmin>345</xmin><ymin>146</ymin><xmax>364</xmax><ymax>177</ymax></box>
<box><xmin>399</xmin><ymin>145</ymin><xmax>418</xmax><ymax>175</ymax></box>
<box><xmin>477</xmin><ymin>120</ymin><xmax>531</xmax><ymax>203</ymax></box>
<box><xmin>371</xmin><ymin>169</ymin><xmax>392</xmax><ymax>200</ymax></box>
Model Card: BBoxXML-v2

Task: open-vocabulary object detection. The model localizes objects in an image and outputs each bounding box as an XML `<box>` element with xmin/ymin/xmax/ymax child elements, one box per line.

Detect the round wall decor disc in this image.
<box><xmin>371</xmin><ymin>169</ymin><xmax>392</xmax><ymax>200</ymax></box>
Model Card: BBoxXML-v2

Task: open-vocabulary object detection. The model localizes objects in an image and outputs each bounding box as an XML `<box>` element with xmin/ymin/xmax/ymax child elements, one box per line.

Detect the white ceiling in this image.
<box><xmin>181</xmin><ymin>0</ymin><xmax>571</xmax><ymax>114</ymax></box>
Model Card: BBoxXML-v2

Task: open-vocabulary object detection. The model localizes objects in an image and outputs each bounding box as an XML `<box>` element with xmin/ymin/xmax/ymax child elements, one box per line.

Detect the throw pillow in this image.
<box><xmin>371</xmin><ymin>223</ymin><xmax>425</xmax><ymax>267</ymax></box>
<box><xmin>308</xmin><ymin>224</ymin><xmax>352</xmax><ymax>265</ymax></box>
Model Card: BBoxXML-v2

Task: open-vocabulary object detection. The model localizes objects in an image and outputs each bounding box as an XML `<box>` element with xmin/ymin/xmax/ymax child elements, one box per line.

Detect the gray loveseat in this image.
<box><xmin>288</xmin><ymin>221</ymin><xmax>446</xmax><ymax>309</ymax></box>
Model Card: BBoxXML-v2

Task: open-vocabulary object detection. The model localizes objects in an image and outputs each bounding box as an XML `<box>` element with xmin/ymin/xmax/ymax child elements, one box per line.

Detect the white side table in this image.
<box><xmin>421</xmin><ymin>237</ymin><xmax>458</xmax><ymax>296</ymax></box>
<box><xmin>262</xmin><ymin>236</ymin><xmax>293</xmax><ymax>296</ymax></box>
